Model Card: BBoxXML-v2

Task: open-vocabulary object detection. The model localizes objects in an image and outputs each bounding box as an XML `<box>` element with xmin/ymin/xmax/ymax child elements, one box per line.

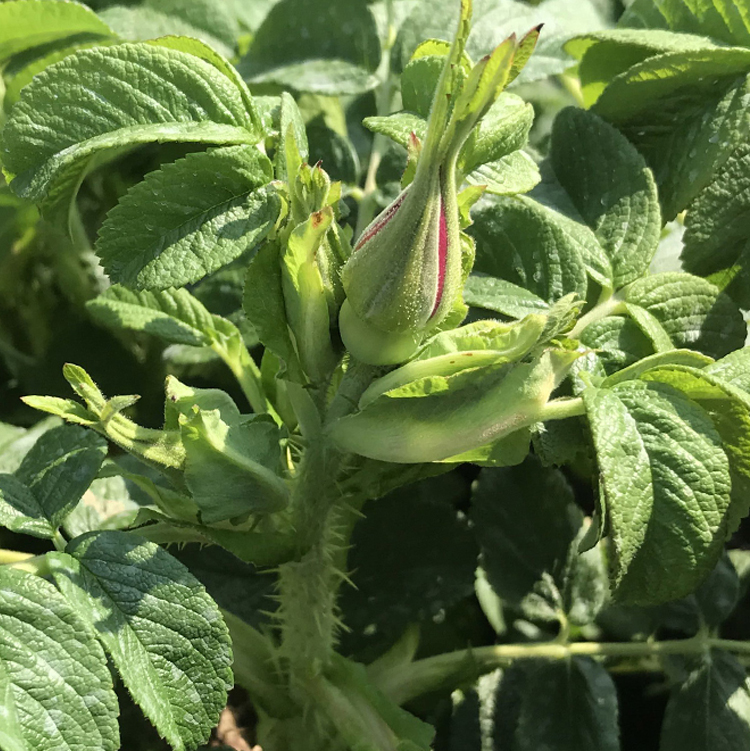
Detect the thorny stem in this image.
<box><xmin>375</xmin><ymin>634</ymin><xmax>750</xmax><ymax>706</ymax></box>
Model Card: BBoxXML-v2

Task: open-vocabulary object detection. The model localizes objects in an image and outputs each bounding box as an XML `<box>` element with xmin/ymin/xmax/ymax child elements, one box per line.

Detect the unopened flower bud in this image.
<box><xmin>339</xmin><ymin>159</ymin><xmax>462</xmax><ymax>365</ymax></box>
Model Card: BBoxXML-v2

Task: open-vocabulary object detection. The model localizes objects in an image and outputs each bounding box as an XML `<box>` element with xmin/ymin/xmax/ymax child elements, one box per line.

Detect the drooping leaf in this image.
<box><xmin>96</xmin><ymin>146</ymin><xmax>278</xmax><ymax>289</ymax></box>
<box><xmin>515</xmin><ymin>658</ymin><xmax>619</xmax><ymax>751</ymax></box>
<box><xmin>661</xmin><ymin>650</ymin><xmax>750</xmax><ymax>751</ymax></box>
<box><xmin>584</xmin><ymin>380</ymin><xmax>732</xmax><ymax>604</ymax></box>
<box><xmin>551</xmin><ymin>107</ymin><xmax>661</xmax><ymax>288</ymax></box>
<box><xmin>0</xmin><ymin>567</ymin><xmax>119</xmax><ymax>751</ymax></box>
<box><xmin>48</xmin><ymin>531</ymin><xmax>233</xmax><ymax>751</ymax></box>
<box><xmin>3</xmin><ymin>43</ymin><xmax>260</xmax><ymax>224</ymax></box>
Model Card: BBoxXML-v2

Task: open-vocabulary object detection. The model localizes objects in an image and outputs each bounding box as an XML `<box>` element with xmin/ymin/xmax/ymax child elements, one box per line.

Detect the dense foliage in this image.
<box><xmin>2</xmin><ymin>0</ymin><xmax>750</xmax><ymax>750</ymax></box>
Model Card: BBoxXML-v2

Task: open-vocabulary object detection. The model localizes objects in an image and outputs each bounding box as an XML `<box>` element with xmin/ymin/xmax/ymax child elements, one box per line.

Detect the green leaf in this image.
<box><xmin>87</xmin><ymin>285</ymin><xmax>217</xmax><ymax>346</ymax></box>
<box><xmin>275</xmin><ymin>92</ymin><xmax>309</xmax><ymax>183</ymax></box>
<box><xmin>340</xmin><ymin>480</ymin><xmax>477</xmax><ymax>660</ymax></box>
<box><xmin>624</xmin><ymin>272</ymin><xmax>746</xmax><ymax>359</ymax></box>
<box><xmin>463</xmin><ymin>273</ymin><xmax>550</xmax><ymax>318</ymax></box>
<box><xmin>565</xmin><ymin>29</ymin><xmax>716</xmax><ymax>107</ymax></box>
<box><xmin>624</xmin><ymin>302</ymin><xmax>674</xmax><ymax>352</ymax></box>
<box><xmin>3</xmin><ymin>43</ymin><xmax>260</xmax><ymax>225</ymax></box>
<box><xmin>551</xmin><ymin>107</ymin><xmax>661</xmax><ymax>288</ymax></box>
<box><xmin>660</xmin><ymin>650</ymin><xmax>750</xmax><ymax>751</ymax></box>
<box><xmin>48</xmin><ymin>531</ymin><xmax>233</xmax><ymax>751</ymax></box>
<box><xmin>238</xmin><ymin>0</ymin><xmax>381</xmax><ymax>94</ymax></box>
<box><xmin>471</xmin><ymin>456</ymin><xmax>578</xmax><ymax>609</ymax></box>
<box><xmin>620</xmin><ymin>0</ymin><xmax>750</xmax><ymax>47</ymax></box>
<box><xmin>143</xmin><ymin>0</ymin><xmax>240</xmax><ymax>48</ymax></box>
<box><xmin>98</xmin><ymin>5</ymin><xmax>234</xmax><ymax>59</ymax></box>
<box><xmin>592</xmin><ymin>52</ymin><xmax>750</xmax><ymax>220</ymax></box>
<box><xmin>579</xmin><ymin>316</ymin><xmax>654</xmax><ymax>374</ymax></box>
<box><xmin>469</xmin><ymin>195</ymin><xmax>589</xmax><ymax>303</ymax></box>
<box><xmin>0</xmin><ymin>416</ymin><xmax>61</xmax><ymax>473</ymax></box>
<box><xmin>465</xmin><ymin>151</ymin><xmax>541</xmax><ymax>196</ymax></box>
<box><xmin>243</xmin><ymin>240</ymin><xmax>303</xmax><ymax>381</ymax></box>
<box><xmin>0</xmin><ymin>0</ymin><xmax>115</xmax><ymax>62</ymax></box>
<box><xmin>13</xmin><ymin>424</ymin><xmax>107</xmax><ymax>530</ymax></box>
<box><xmin>638</xmin><ymin>365</ymin><xmax>750</xmax><ymax>535</ymax></box>
<box><xmin>96</xmin><ymin>145</ymin><xmax>278</xmax><ymax>289</ymax></box>
<box><xmin>181</xmin><ymin>410</ymin><xmax>289</xmax><ymax>523</ymax></box>
<box><xmin>0</xmin><ymin>473</ymin><xmax>54</xmax><ymax>538</ymax></box>
<box><xmin>584</xmin><ymin>380</ymin><xmax>732</xmax><ymax>604</ymax></box>
<box><xmin>707</xmin><ymin>347</ymin><xmax>750</xmax><ymax>393</ymax></box>
<box><xmin>0</xmin><ymin>567</ymin><xmax>119</xmax><ymax>751</ymax></box>
<box><xmin>363</xmin><ymin>112</ymin><xmax>427</xmax><ymax>150</ymax></box>
<box><xmin>682</xmin><ymin>141</ymin><xmax>750</xmax><ymax>308</ymax></box>
<box><xmin>515</xmin><ymin>658</ymin><xmax>619</xmax><ymax>751</ymax></box>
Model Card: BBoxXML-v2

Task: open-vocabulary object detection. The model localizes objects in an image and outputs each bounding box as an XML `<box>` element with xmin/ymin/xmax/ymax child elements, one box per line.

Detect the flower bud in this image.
<box><xmin>339</xmin><ymin>160</ymin><xmax>462</xmax><ymax>365</ymax></box>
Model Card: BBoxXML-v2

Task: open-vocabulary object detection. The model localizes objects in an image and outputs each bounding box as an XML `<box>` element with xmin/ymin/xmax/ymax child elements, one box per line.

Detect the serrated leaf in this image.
<box><xmin>98</xmin><ymin>5</ymin><xmax>233</xmax><ymax>59</ymax></box>
<box><xmin>515</xmin><ymin>657</ymin><xmax>619</xmax><ymax>751</ymax></box>
<box><xmin>340</xmin><ymin>477</ymin><xmax>476</xmax><ymax>660</ymax></box>
<box><xmin>579</xmin><ymin>315</ymin><xmax>654</xmax><ymax>374</ymax></box>
<box><xmin>143</xmin><ymin>0</ymin><xmax>240</xmax><ymax>48</ymax></box>
<box><xmin>0</xmin><ymin>416</ymin><xmax>61</xmax><ymax>473</ymax></box>
<box><xmin>181</xmin><ymin>410</ymin><xmax>288</xmax><ymax>523</ymax></box>
<box><xmin>620</xmin><ymin>0</ymin><xmax>750</xmax><ymax>47</ymax></box>
<box><xmin>363</xmin><ymin>112</ymin><xmax>427</xmax><ymax>150</ymax></box>
<box><xmin>470</xmin><ymin>195</ymin><xmax>589</xmax><ymax>303</ymax></box>
<box><xmin>638</xmin><ymin>364</ymin><xmax>750</xmax><ymax>535</ymax></box>
<box><xmin>625</xmin><ymin>272</ymin><xmax>746</xmax><ymax>359</ymax></box>
<box><xmin>0</xmin><ymin>0</ymin><xmax>115</xmax><ymax>62</ymax></box>
<box><xmin>465</xmin><ymin>151</ymin><xmax>541</xmax><ymax>196</ymax></box>
<box><xmin>661</xmin><ymin>650</ymin><xmax>750</xmax><ymax>751</ymax></box>
<box><xmin>551</xmin><ymin>107</ymin><xmax>660</xmax><ymax>288</ymax></box>
<box><xmin>96</xmin><ymin>145</ymin><xmax>278</xmax><ymax>289</ymax></box>
<box><xmin>592</xmin><ymin>52</ymin><xmax>750</xmax><ymax>220</ymax></box>
<box><xmin>48</xmin><ymin>531</ymin><xmax>233</xmax><ymax>751</ymax></box>
<box><xmin>87</xmin><ymin>285</ymin><xmax>216</xmax><ymax>346</ymax></box>
<box><xmin>463</xmin><ymin>273</ymin><xmax>550</xmax><ymax>318</ymax></box>
<box><xmin>3</xmin><ymin>43</ymin><xmax>259</xmax><ymax>225</ymax></box>
<box><xmin>707</xmin><ymin>347</ymin><xmax>750</xmax><ymax>393</ymax></box>
<box><xmin>0</xmin><ymin>567</ymin><xmax>119</xmax><ymax>751</ymax></box>
<box><xmin>0</xmin><ymin>473</ymin><xmax>54</xmax><ymax>538</ymax></box>
<box><xmin>13</xmin><ymin>424</ymin><xmax>107</xmax><ymax>530</ymax></box>
<box><xmin>238</xmin><ymin>0</ymin><xmax>381</xmax><ymax>94</ymax></box>
<box><xmin>584</xmin><ymin>380</ymin><xmax>732</xmax><ymax>604</ymax></box>
<box><xmin>243</xmin><ymin>240</ymin><xmax>303</xmax><ymax>381</ymax></box>
<box><xmin>682</xmin><ymin>141</ymin><xmax>750</xmax><ymax>308</ymax></box>
<box><xmin>471</xmin><ymin>456</ymin><xmax>578</xmax><ymax>609</ymax></box>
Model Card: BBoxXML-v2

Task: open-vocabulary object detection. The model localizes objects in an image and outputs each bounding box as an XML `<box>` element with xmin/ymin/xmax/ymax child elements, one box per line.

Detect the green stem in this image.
<box><xmin>375</xmin><ymin>634</ymin><xmax>750</xmax><ymax>706</ymax></box>
<box><xmin>537</xmin><ymin>396</ymin><xmax>586</xmax><ymax>422</ymax></box>
<box><xmin>569</xmin><ymin>294</ymin><xmax>626</xmax><ymax>340</ymax></box>
<box><xmin>277</xmin><ymin>439</ymin><xmax>347</xmax><ymax>694</ymax></box>
<box><xmin>0</xmin><ymin>550</ymin><xmax>51</xmax><ymax>576</ymax></box>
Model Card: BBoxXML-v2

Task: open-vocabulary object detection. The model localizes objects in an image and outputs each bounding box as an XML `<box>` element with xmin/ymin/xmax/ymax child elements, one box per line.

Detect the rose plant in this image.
<box><xmin>1</xmin><ymin>0</ymin><xmax>750</xmax><ymax>749</ymax></box>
